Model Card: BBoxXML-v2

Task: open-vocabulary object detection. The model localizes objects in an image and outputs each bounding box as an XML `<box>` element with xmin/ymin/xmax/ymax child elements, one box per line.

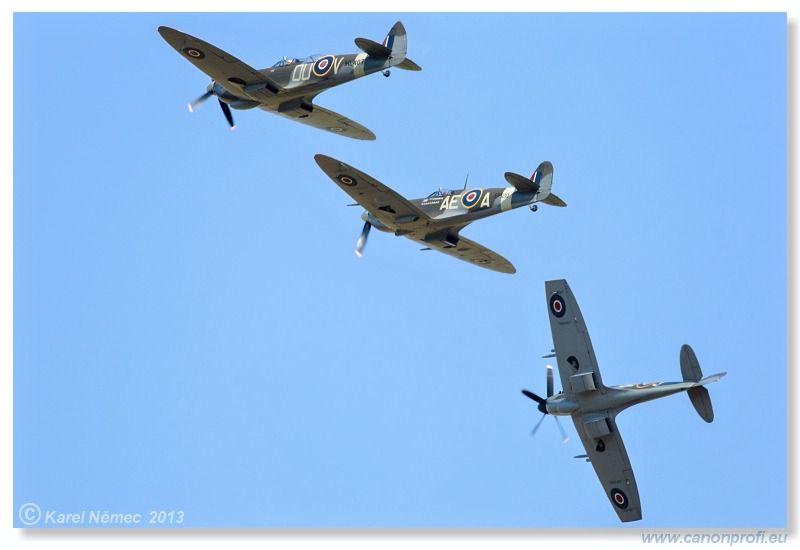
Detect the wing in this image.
<box><xmin>158</xmin><ymin>26</ymin><xmax>281</xmax><ymax>101</ymax></box>
<box><xmin>314</xmin><ymin>154</ymin><xmax>430</xmax><ymax>226</ymax></box>
<box><xmin>572</xmin><ymin>413</ymin><xmax>642</xmax><ymax>522</ymax></box>
<box><xmin>544</xmin><ymin>279</ymin><xmax>606</xmax><ymax>394</ymax></box>
<box><xmin>417</xmin><ymin>234</ymin><xmax>516</xmax><ymax>274</ymax></box>
<box><xmin>278</xmin><ymin>103</ymin><xmax>376</xmax><ymax>140</ymax></box>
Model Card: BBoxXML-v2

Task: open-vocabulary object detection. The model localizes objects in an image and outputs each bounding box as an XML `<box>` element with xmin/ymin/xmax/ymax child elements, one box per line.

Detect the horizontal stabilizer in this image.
<box><xmin>698</xmin><ymin>372</ymin><xmax>727</xmax><ymax>385</ymax></box>
<box><xmin>354</xmin><ymin>37</ymin><xmax>391</xmax><ymax>58</ymax></box>
<box><xmin>504</xmin><ymin>172</ymin><xmax>540</xmax><ymax>193</ymax></box>
<box><xmin>396</xmin><ymin>58</ymin><xmax>422</xmax><ymax>71</ymax></box>
<box><xmin>541</xmin><ymin>193</ymin><xmax>567</xmax><ymax>207</ymax></box>
<box><xmin>688</xmin><ymin>386</ymin><xmax>714</xmax><ymax>423</ymax></box>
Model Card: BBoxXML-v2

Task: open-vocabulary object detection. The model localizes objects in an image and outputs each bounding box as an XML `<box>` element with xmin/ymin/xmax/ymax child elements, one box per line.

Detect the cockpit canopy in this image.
<box><xmin>427</xmin><ymin>188</ymin><xmax>456</xmax><ymax>198</ymax></box>
<box><xmin>272</xmin><ymin>57</ymin><xmax>300</xmax><ymax>67</ymax></box>
<box><xmin>272</xmin><ymin>54</ymin><xmax>326</xmax><ymax>68</ymax></box>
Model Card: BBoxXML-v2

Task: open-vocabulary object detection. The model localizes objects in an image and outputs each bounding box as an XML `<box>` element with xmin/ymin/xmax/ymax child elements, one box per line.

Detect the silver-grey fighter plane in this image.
<box><xmin>522</xmin><ymin>279</ymin><xmax>726</xmax><ymax>522</ymax></box>
<box><xmin>158</xmin><ymin>21</ymin><xmax>420</xmax><ymax>139</ymax></box>
<box><xmin>315</xmin><ymin>154</ymin><xmax>567</xmax><ymax>274</ymax></box>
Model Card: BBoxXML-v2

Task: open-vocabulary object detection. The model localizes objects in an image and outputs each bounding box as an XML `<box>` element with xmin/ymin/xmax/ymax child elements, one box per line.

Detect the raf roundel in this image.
<box><xmin>550</xmin><ymin>294</ymin><xmax>566</xmax><ymax>318</ymax></box>
<box><xmin>461</xmin><ymin>189</ymin><xmax>483</xmax><ymax>209</ymax></box>
<box><xmin>182</xmin><ymin>47</ymin><xmax>205</xmax><ymax>59</ymax></box>
<box><xmin>610</xmin><ymin>488</ymin><xmax>629</xmax><ymax>509</ymax></box>
<box><xmin>312</xmin><ymin>55</ymin><xmax>335</xmax><ymax>77</ymax></box>
<box><xmin>337</xmin><ymin>174</ymin><xmax>357</xmax><ymax>187</ymax></box>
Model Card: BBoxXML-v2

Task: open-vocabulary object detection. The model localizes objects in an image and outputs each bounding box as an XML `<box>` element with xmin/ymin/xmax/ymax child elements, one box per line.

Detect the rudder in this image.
<box><xmin>532</xmin><ymin>161</ymin><xmax>566</xmax><ymax>207</ymax></box>
<box><xmin>532</xmin><ymin>162</ymin><xmax>554</xmax><ymax>195</ymax></box>
<box><xmin>384</xmin><ymin>21</ymin><xmax>421</xmax><ymax>71</ymax></box>
<box><xmin>680</xmin><ymin>344</ymin><xmax>703</xmax><ymax>382</ymax></box>
<box><xmin>382</xmin><ymin>22</ymin><xmax>407</xmax><ymax>56</ymax></box>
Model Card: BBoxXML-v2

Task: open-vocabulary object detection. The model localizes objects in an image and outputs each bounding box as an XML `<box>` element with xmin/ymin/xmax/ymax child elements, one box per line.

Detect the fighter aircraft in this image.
<box><xmin>158</xmin><ymin>21</ymin><xmax>421</xmax><ymax>139</ymax></box>
<box><xmin>314</xmin><ymin>154</ymin><xmax>567</xmax><ymax>274</ymax></box>
<box><xmin>521</xmin><ymin>279</ymin><xmax>726</xmax><ymax>522</ymax></box>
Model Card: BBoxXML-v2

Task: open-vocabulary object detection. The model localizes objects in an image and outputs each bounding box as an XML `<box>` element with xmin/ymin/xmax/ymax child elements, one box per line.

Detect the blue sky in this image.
<box><xmin>6</xmin><ymin>5</ymin><xmax>791</xmax><ymax>543</ymax></box>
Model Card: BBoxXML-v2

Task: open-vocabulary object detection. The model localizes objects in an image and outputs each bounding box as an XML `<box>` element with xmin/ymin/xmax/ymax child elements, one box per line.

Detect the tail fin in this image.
<box><xmin>384</xmin><ymin>21</ymin><xmax>421</xmax><ymax>70</ymax></box>
<box><xmin>355</xmin><ymin>21</ymin><xmax>421</xmax><ymax>71</ymax></box>
<box><xmin>382</xmin><ymin>22</ymin><xmax>407</xmax><ymax>56</ymax></box>
<box><xmin>680</xmin><ymin>344</ymin><xmax>727</xmax><ymax>423</ymax></box>
<box><xmin>680</xmin><ymin>344</ymin><xmax>703</xmax><ymax>382</ymax></box>
<box><xmin>532</xmin><ymin>161</ymin><xmax>566</xmax><ymax>207</ymax></box>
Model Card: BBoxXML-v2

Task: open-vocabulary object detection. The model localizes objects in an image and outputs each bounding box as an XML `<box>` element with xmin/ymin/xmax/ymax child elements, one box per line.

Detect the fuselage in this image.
<box><xmin>545</xmin><ymin>380</ymin><xmax>696</xmax><ymax>417</ymax></box>
<box><xmin>214</xmin><ymin>52</ymin><xmax>393</xmax><ymax>111</ymax></box>
<box><xmin>364</xmin><ymin>187</ymin><xmax>540</xmax><ymax>235</ymax></box>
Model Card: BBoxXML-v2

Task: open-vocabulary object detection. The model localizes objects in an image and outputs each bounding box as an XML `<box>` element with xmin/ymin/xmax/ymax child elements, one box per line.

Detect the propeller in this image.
<box><xmin>187</xmin><ymin>83</ymin><xmax>236</xmax><ymax>130</ymax></box>
<box><xmin>355</xmin><ymin>221</ymin><xmax>371</xmax><ymax>257</ymax></box>
<box><xmin>554</xmin><ymin>415</ymin><xmax>569</xmax><ymax>442</ymax></box>
<box><xmin>188</xmin><ymin>89</ymin><xmax>213</xmax><ymax>112</ymax></box>
<box><xmin>521</xmin><ymin>389</ymin><xmax>547</xmax><ymax>413</ymax></box>
<box><xmin>521</xmin><ymin>365</ymin><xmax>568</xmax><ymax>442</ymax></box>
<box><xmin>218</xmin><ymin>99</ymin><xmax>235</xmax><ymax>130</ymax></box>
<box><xmin>529</xmin><ymin>411</ymin><xmax>546</xmax><ymax>437</ymax></box>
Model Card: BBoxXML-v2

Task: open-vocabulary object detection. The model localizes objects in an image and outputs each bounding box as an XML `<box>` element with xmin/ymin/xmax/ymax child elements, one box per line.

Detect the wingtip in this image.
<box><xmin>157</xmin><ymin>25</ymin><xmax>179</xmax><ymax>39</ymax></box>
<box><xmin>314</xmin><ymin>153</ymin><xmax>337</xmax><ymax>168</ymax></box>
<box><xmin>354</xmin><ymin>130</ymin><xmax>377</xmax><ymax>141</ymax></box>
<box><xmin>157</xmin><ymin>26</ymin><xmax>188</xmax><ymax>49</ymax></box>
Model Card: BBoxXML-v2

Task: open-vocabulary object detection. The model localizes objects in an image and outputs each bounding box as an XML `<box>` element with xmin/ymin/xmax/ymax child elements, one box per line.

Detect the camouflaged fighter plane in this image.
<box><xmin>157</xmin><ymin>22</ymin><xmax>420</xmax><ymax>139</ymax></box>
<box><xmin>315</xmin><ymin>154</ymin><xmax>566</xmax><ymax>274</ymax></box>
<box><xmin>522</xmin><ymin>279</ymin><xmax>726</xmax><ymax>522</ymax></box>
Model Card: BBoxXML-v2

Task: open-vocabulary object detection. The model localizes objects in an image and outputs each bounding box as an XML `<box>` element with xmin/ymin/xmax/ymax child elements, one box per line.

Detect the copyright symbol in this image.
<box><xmin>19</xmin><ymin>503</ymin><xmax>41</xmax><ymax>526</ymax></box>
